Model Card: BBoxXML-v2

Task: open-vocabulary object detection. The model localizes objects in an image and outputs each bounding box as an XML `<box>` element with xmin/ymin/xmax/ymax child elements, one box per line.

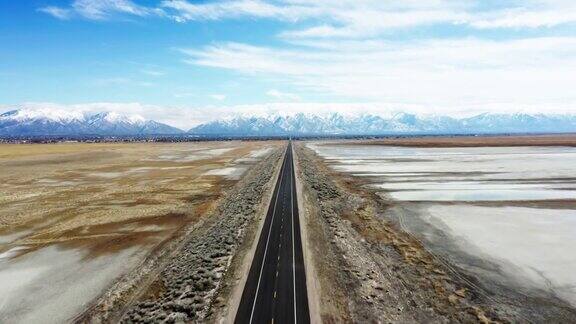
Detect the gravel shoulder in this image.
<box><xmin>294</xmin><ymin>142</ymin><xmax>576</xmax><ymax>323</ymax></box>
<box><xmin>293</xmin><ymin>144</ymin><xmax>322</xmax><ymax>324</ymax></box>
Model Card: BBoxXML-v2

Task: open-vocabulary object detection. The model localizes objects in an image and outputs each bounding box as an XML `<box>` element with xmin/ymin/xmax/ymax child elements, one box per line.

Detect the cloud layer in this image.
<box><xmin>34</xmin><ymin>0</ymin><xmax>576</xmax><ymax>116</ymax></box>
<box><xmin>41</xmin><ymin>0</ymin><xmax>576</xmax><ymax>32</ymax></box>
<box><xmin>183</xmin><ymin>37</ymin><xmax>576</xmax><ymax>108</ymax></box>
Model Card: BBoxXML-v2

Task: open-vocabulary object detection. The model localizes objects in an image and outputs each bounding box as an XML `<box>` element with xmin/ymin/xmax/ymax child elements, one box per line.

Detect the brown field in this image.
<box><xmin>0</xmin><ymin>141</ymin><xmax>281</xmax><ymax>323</ymax></box>
<box><xmin>0</xmin><ymin>141</ymin><xmax>280</xmax><ymax>254</ymax></box>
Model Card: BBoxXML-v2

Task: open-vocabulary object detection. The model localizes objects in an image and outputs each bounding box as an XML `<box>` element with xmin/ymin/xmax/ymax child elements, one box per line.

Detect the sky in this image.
<box><xmin>1</xmin><ymin>0</ymin><xmax>576</xmax><ymax>128</ymax></box>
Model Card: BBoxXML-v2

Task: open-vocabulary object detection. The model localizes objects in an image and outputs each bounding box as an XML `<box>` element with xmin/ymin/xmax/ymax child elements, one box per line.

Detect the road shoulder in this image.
<box><xmin>293</xmin><ymin>143</ymin><xmax>322</xmax><ymax>324</ymax></box>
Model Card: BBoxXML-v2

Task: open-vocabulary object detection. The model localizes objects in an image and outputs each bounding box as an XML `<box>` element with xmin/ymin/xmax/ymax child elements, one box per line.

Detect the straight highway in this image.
<box><xmin>235</xmin><ymin>142</ymin><xmax>310</xmax><ymax>324</ymax></box>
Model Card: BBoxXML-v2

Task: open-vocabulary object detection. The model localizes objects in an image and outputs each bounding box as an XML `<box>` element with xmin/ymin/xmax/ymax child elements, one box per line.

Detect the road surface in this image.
<box><xmin>235</xmin><ymin>142</ymin><xmax>310</xmax><ymax>324</ymax></box>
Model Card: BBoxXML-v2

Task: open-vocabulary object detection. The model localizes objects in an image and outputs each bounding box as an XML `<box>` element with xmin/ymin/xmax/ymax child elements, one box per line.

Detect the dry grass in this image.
<box><xmin>0</xmin><ymin>142</ymin><xmax>129</xmax><ymax>158</ymax></box>
<box><xmin>0</xmin><ymin>141</ymin><xmax>282</xmax><ymax>258</ymax></box>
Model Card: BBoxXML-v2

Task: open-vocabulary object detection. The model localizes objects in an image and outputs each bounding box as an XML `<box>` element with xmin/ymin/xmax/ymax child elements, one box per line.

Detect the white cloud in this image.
<box><xmin>38</xmin><ymin>6</ymin><xmax>72</xmax><ymax>20</ymax></box>
<box><xmin>266</xmin><ymin>89</ymin><xmax>300</xmax><ymax>101</ymax></box>
<box><xmin>282</xmin><ymin>9</ymin><xmax>470</xmax><ymax>39</ymax></box>
<box><xmin>159</xmin><ymin>0</ymin><xmax>576</xmax><ymax>37</ymax></box>
<box><xmin>183</xmin><ymin>37</ymin><xmax>576</xmax><ymax>110</ymax></box>
<box><xmin>471</xmin><ymin>9</ymin><xmax>576</xmax><ymax>29</ymax></box>
<box><xmin>140</xmin><ymin>69</ymin><xmax>165</xmax><ymax>76</ymax></box>
<box><xmin>173</xmin><ymin>92</ymin><xmax>196</xmax><ymax>98</ymax></box>
<box><xmin>74</xmin><ymin>0</ymin><xmax>162</xmax><ymax>19</ymax></box>
<box><xmin>168</xmin><ymin>1</ymin><xmax>575</xmax><ymax>112</ymax></box>
<box><xmin>160</xmin><ymin>0</ymin><xmax>321</xmax><ymax>22</ymax></box>
<box><xmin>159</xmin><ymin>0</ymin><xmax>472</xmax><ymax>34</ymax></box>
<box><xmin>40</xmin><ymin>0</ymin><xmax>163</xmax><ymax>20</ymax></box>
<box><xmin>34</xmin><ymin>0</ymin><xmax>576</xmax><ymax>117</ymax></box>
<box><xmin>93</xmin><ymin>77</ymin><xmax>154</xmax><ymax>87</ymax></box>
<box><xmin>40</xmin><ymin>1</ymin><xmax>576</xmax><ymax>34</ymax></box>
<box><xmin>209</xmin><ymin>94</ymin><xmax>227</xmax><ymax>101</ymax></box>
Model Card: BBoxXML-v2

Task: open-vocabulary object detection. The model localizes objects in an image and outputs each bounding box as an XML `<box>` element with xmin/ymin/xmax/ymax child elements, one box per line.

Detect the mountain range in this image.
<box><xmin>1</xmin><ymin>108</ymin><xmax>575</xmax><ymax>136</ymax></box>
<box><xmin>0</xmin><ymin>109</ymin><xmax>182</xmax><ymax>136</ymax></box>
<box><xmin>188</xmin><ymin>112</ymin><xmax>576</xmax><ymax>136</ymax></box>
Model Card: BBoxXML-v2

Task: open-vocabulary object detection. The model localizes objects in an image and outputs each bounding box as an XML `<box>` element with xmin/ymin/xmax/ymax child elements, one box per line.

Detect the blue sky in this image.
<box><xmin>1</xmin><ymin>0</ymin><xmax>576</xmax><ymax>128</ymax></box>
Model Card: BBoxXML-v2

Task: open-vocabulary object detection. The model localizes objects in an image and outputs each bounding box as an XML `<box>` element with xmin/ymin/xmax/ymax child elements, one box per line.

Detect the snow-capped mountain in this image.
<box><xmin>189</xmin><ymin>112</ymin><xmax>576</xmax><ymax>136</ymax></box>
<box><xmin>0</xmin><ymin>109</ymin><xmax>183</xmax><ymax>136</ymax></box>
<box><xmin>3</xmin><ymin>108</ymin><xmax>575</xmax><ymax>137</ymax></box>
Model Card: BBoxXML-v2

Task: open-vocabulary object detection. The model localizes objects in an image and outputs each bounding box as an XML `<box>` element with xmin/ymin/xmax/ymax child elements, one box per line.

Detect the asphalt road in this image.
<box><xmin>235</xmin><ymin>142</ymin><xmax>310</xmax><ymax>324</ymax></box>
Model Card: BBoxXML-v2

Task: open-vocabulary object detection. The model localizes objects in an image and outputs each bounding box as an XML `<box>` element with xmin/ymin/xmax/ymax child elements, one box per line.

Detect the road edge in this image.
<box><xmin>293</xmin><ymin>142</ymin><xmax>322</xmax><ymax>324</ymax></box>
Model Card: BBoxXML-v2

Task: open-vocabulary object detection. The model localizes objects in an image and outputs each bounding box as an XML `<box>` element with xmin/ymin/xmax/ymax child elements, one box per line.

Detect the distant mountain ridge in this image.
<box><xmin>0</xmin><ymin>109</ymin><xmax>183</xmax><ymax>136</ymax></box>
<box><xmin>2</xmin><ymin>108</ymin><xmax>575</xmax><ymax>136</ymax></box>
<box><xmin>188</xmin><ymin>112</ymin><xmax>576</xmax><ymax>136</ymax></box>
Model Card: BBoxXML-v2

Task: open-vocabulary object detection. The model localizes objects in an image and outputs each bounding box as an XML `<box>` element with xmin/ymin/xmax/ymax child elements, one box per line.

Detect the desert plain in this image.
<box><xmin>0</xmin><ymin>141</ymin><xmax>281</xmax><ymax>323</ymax></box>
<box><xmin>1</xmin><ymin>135</ymin><xmax>576</xmax><ymax>323</ymax></box>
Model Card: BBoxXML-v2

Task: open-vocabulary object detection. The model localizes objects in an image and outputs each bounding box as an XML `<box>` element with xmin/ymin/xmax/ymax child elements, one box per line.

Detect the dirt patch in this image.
<box><xmin>63</xmin><ymin>213</ymin><xmax>191</xmax><ymax>259</ymax></box>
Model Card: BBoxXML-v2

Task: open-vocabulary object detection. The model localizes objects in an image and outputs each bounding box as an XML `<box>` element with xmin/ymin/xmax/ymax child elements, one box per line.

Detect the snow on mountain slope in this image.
<box><xmin>2</xmin><ymin>108</ymin><xmax>575</xmax><ymax>136</ymax></box>
<box><xmin>189</xmin><ymin>112</ymin><xmax>576</xmax><ymax>136</ymax></box>
<box><xmin>0</xmin><ymin>108</ymin><xmax>183</xmax><ymax>136</ymax></box>
<box><xmin>1</xmin><ymin>108</ymin><xmax>85</xmax><ymax>123</ymax></box>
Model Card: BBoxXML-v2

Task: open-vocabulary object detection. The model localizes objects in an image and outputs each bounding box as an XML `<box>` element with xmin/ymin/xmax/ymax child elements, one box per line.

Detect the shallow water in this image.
<box><xmin>310</xmin><ymin>144</ymin><xmax>576</xmax><ymax>202</ymax></box>
<box><xmin>309</xmin><ymin>142</ymin><xmax>576</xmax><ymax>306</ymax></box>
<box><xmin>425</xmin><ymin>205</ymin><xmax>576</xmax><ymax>305</ymax></box>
